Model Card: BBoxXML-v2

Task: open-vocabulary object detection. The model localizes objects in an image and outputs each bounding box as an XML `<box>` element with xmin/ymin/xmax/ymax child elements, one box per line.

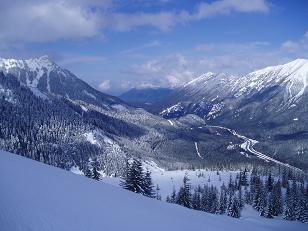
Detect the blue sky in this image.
<box><xmin>0</xmin><ymin>0</ymin><xmax>307</xmax><ymax>95</ymax></box>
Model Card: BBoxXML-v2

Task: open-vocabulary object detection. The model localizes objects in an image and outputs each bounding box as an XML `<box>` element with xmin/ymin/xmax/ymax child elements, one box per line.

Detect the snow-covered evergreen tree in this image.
<box><xmin>176</xmin><ymin>173</ymin><xmax>191</xmax><ymax>208</ymax></box>
<box><xmin>155</xmin><ymin>184</ymin><xmax>162</xmax><ymax>201</ymax></box>
<box><xmin>228</xmin><ymin>196</ymin><xmax>241</xmax><ymax>218</ymax></box>
<box><xmin>283</xmin><ymin>181</ymin><xmax>296</xmax><ymax>220</ymax></box>
<box><xmin>120</xmin><ymin>159</ymin><xmax>144</xmax><ymax>194</ymax></box>
<box><xmin>272</xmin><ymin>180</ymin><xmax>283</xmax><ymax>216</ymax></box>
<box><xmin>92</xmin><ymin>166</ymin><xmax>100</xmax><ymax>181</ymax></box>
<box><xmin>84</xmin><ymin>166</ymin><xmax>93</xmax><ymax>178</ymax></box>
<box><xmin>142</xmin><ymin>169</ymin><xmax>155</xmax><ymax>198</ymax></box>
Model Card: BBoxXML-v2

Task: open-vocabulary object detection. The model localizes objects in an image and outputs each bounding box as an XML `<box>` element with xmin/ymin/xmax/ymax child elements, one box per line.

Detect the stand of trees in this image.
<box><xmin>84</xmin><ymin>158</ymin><xmax>101</xmax><ymax>181</ymax></box>
<box><xmin>120</xmin><ymin>159</ymin><xmax>160</xmax><ymax>199</ymax></box>
<box><xmin>166</xmin><ymin>169</ymin><xmax>308</xmax><ymax>223</ymax></box>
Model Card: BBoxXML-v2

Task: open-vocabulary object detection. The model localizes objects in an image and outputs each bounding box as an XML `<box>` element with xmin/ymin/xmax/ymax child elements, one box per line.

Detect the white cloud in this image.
<box><xmin>106</xmin><ymin>0</ymin><xmax>270</xmax><ymax>32</ymax></box>
<box><xmin>195</xmin><ymin>41</ymin><xmax>270</xmax><ymax>53</ymax></box>
<box><xmin>124</xmin><ymin>54</ymin><xmax>198</xmax><ymax>89</ymax></box>
<box><xmin>122</xmin><ymin>35</ymin><xmax>308</xmax><ymax>90</ymax></box>
<box><xmin>304</xmin><ymin>30</ymin><xmax>308</xmax><ymax>39</ymax></box>
<box><xmin>281</xmin><ymin>41</ymin><xmax>299</xmax><ymax>52</ymax></box>
<box><xmin>0</xmin><ymin>0</ymin><xmax>271</xmax><ymax>44</ymax></box>
<box><xmin>99</xmin><ymin>80</ymin><xmax>111</xmax><ymax>91</ymax></box>
<box><xmin>0</xmin><ymin>0</ymin><xmax>101</xmax><ymax>43</ymax></box>
<box><xmin>281</xmin><ymin>31</ymin><xmax>308</xmax><ymax>54</ymax></box>
<box><xmin>189</xmin><ymin>0</ymin><xmax>269</xmax><ymax>20</ymax></box>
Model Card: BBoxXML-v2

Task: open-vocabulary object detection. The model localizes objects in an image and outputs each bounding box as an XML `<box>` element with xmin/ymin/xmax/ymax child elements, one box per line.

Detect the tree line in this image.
<box><xmin>118</xmin><ymin>160</ymin><xmax>308</xmax><ymax>223</ymax></box>
<box><xmin>165</xmin><ymin>168</ymin><xmax>308</xmax><ymax>223</ymax></box>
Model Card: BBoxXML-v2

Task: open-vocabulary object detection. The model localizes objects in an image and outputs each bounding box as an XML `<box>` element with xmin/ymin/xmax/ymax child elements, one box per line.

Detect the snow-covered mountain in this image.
<box><xmin>160</xmin><ymin>59</ymin><xmax>308</xmax><ymax>119</ymax></box>
<box><xmin>0</xmin><ymin>55</ymin><xmax>122</xmax><ymax>108</ymax></box>
<box><xmin>1</xmin><ymin>150</ymin><xmax>306</xmax><ymax>231</ymax></box>
<box><xmin>1</xmin><ymin>56</ymin><xmax>263</xmax><ymax>175</ymax></box>
<box><xmin>156</xmin><ymin>59</ymin><xmax>308</xmax><ymax>169</ymax></box>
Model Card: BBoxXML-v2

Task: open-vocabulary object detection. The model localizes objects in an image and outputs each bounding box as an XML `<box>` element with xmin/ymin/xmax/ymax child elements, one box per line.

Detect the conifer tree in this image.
<box><xmin>244</xmin><ymin>187</ymin><xmax>251</xmax><ymax>205</ymax></box>
<box><xmin>176</xmin><ymin>173</ymin><xmax>192</xmax><ymax>208</ymax></box>
<box><xmin>283</xmin><ymin>182</ymin><xmax>296</xmax><ymax>220</ymax></box>
<box><xmin>252</xmin><ymin>176</ymin><xmax>262</xmax><ymax>210</ymax></box>
<box><xmin>218</xmin><ymin>186</ymin><xmax>227</xmax><ymax>214</ymax></box>
<box><xmin>272</xmin><ymin>180</ymin><xmax>283</xmax><ymax>216</ymax></box>
<box><xmin>228</xmin><ymin>196</ymin><xmax>241</xmax><ymax>218</ymax></box>
<box><xmin>266</xmin><ymin>172</ymin><xmax>274</xmax><ymax>192</ymax></box>
<box><xmin>265</xmin><ymin>192</ymin><xmax>274</xmax><ymax>218</ymax></box>
<box><xmin>155</xmin><ymin>184</ymin><xmax>162</xmax><ymax>200</ymax></box>
<box><xmin>84</xmin><ymin>166</ymin><xmax>93</xmax><ymax>178</ymax></box>
<box><xmin>282</xmin><ymin>168</ymin><xmax>288</xmax><ymax>188</ymax></box>
<box><xmin>169</xmin><ymin>187</ymin><xmax>177</xmax><ymax>203</ymax></box>
<box><xmin>120</xmin><ymin>159</ymin><xmax>133</xmax><ymax>191</ymax></box>
<box><xmin>192</xmin><ymin>188</ymin><xmax>201</xmax><ymax>210</ymax></box>
<box><xmin>120</xmin><ymin>158</ymin><xmax>144</xmax><ymax>194</ymax></box>
<box><xmin>260</xmin><ymin>183</ymin><xmax>267</xmax><ymax>217</ymax></box>
<box><xmin>238</xmin><ymin>186</ymin><xmax>244</xmax><ymax>209</ymax></box>
<box><xmin>142</xmin><ymin>169</ymin><xmax>155</xmax><ymax>198</ymax></box>
<box><xmin>92</xmin><ymin>166</ymin><xmax>100</xmax><ymax>181</ymax></box>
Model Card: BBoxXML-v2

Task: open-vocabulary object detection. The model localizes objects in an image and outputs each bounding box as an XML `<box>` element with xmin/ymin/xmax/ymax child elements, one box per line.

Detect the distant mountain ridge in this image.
<box><xmin>119</xmin><ymin>87</ymin><xmax>173</xmax><ymax>112</ymax></box>
<box><xmin>155</xmin><ymin>59</ymin><xmax>308</xmax><ymax>169</ymax></box>
<box><xmin>159</xmin><ymin>59</ymin><xmax>308</xmax><ymax>119</ymax></box>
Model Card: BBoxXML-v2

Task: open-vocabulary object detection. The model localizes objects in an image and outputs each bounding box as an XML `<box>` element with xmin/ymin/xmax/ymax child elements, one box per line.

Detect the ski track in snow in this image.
<box><xmin>207</xmin><ymin>125</ymin><xmax>302</xmax><ymax>172</ymax></box>
<box><xmin>194</xmin><ymin>142</ymin><xmax>203</xmax><ymax>159</ymax></box>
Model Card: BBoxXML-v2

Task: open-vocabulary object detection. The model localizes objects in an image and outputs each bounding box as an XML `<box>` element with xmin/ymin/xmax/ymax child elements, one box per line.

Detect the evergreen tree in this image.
<box><xmin>168</xmin><ymin>187</ymin><xmax>177</xmax><ymax>203</ymax></box>
<box><xmin>282</xmin><ymin>168</ymin><xmax>288</xmax><ymax>188</ymax></box>
<box><xmin>266</xmin><ymin>172</ymin><xmax>274</xmax><ymax>192</ymax></box>
<box><xmin>228</xmin><ymin>196</ymin><xmax>241</xmax><ymax>218</ymax></box>
<box><xmin>176</xmin><ymin>173</ymin><xmax>192</xmax><ymax>208</ymax></box>
<box><xmin>252</xmin><ymin>176</ymin><xmax>262</xmax><ymax>210</ymax></box>
<box><xmin>244</xmin><ymin>187</ymin><xmax>251</xmax><ymax>205</ymax></box>
<box><xmin>265</xmin><ymin>192</ymin><xmax>274</xmax><ymax>218</ymax></box>
<box><xmin>92</xmin><ymin>166</ymin><xmax>100</xmax><ymax>181</ymax></box>
<box><xmin>120</xmin><ymin>159</ymin><xmax>144</xmax><ymax>194</ymax></box>
<box><xmin>120</xmin><ymin>159</ymin><xmax>133</xmax><ymax>191</ymax></box>
<box><xmin>142</xmin><ymin>169</ymin><xmax>155</xmax><ymax>198</ymax></box>
<box><xmin>283</xmin><ymin>181</ymin><xmax>296</xmax><ymax>220</ymax></box>
<box><xmin>259</xmin><ymin>182</ymin><xmax>267</xmax><ymax>217</ymax></box>
<box><xmin>272</xmin><ymin>180</ymin><xmax>283</xmax><ymax>216</ymax></box>
<box><xmin>238</xmin><ymin>186</ymin><xmax>244</xmax><ymax>209</ymax></box>
<box><xmin>192</xmin><ymin>188</ymin><xmax>201</xmax><ymax>210</ymax></box>
<box><xmin>218</xmin><ymin>185</ymin><xmax>227</xmax><ymax>214</ymax></box>
<box><xmin>155</xmin><ymin>184</ymin><xmax>162</xmax><ymax>200</ymax></box>
<box><xmin>84</xmin><ymin>166</ymin><xmax>93</xmax><ymax>178</ymax></box>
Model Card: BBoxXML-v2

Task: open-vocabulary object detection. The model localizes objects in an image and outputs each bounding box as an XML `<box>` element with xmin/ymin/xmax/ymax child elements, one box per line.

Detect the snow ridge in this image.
<box><xmin>0</xmin><ymin>56</ymin><xmax>65</xmax><ymax>89</ymax></box>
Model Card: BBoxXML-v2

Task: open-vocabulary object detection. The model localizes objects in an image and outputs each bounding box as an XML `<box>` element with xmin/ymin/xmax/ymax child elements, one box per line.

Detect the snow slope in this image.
<box><xmin>0</xmin><ymin>150</ymin><xmax>306</xmax><ymax>231</ymax></box>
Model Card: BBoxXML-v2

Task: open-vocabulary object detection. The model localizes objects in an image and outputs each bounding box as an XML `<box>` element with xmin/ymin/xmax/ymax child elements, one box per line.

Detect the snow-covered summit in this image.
<box><xmin>249</xmin><ymin>58</ymin><xmax>308</xmax><ymax>78</ymax></box>
<box><xmin>0</xmin><ymin>55</ymin><xmax>56</xmax><ymax>74</ymax></box>
<box><xmin>0</xmin><ymin>56</ymin><xmax>124</xmax><ymax>107</ymax></box>
<box><xmin>184</xmin><ymin>72</ymin><xmax>232</xmax><ymax>87</ymax></box>
<box><xmin>158</xmin><ymin>58</ymin><xmax>308</xmax><ymax>124</ymax></box>
<box><xmin>236</xmin><ymin>58</ymin><xmax>308</xmax><ymax>102</ymax></box>
<box><xmin>0</xmin><ymin>55</ymin><xmax>65</xmax><ymax>91</ymax></box>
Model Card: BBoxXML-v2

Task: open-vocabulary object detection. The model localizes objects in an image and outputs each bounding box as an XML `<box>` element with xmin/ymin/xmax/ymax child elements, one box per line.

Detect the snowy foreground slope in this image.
<box><xmin>0</xmin><ymin>150</ymin><xmax>306</xmax><ymax>231</ymax></box>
